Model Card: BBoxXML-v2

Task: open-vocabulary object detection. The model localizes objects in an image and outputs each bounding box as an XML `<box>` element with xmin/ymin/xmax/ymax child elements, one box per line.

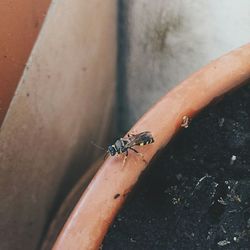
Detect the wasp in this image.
<box><xmin>107</xmin><ymin>131</ymin><xmax>154</xmax><ymax>165</ymax></box>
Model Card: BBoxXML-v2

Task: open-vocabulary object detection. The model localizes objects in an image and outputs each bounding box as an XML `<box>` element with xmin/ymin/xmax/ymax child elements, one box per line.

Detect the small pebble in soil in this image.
<box><xmin>217</xmin><ymin>197</ymin><xmax>227</xmax><ymax>205</ymax></box>
<box><xmin>233</xmin><ymin>236</ymin><xmax>238</xmax><ymax>242</ymax></box>
<box><xmin>130</xmin><ymin>238</ymin><xmax>136</xmax><ymax>243</ymax></box>
<box><xmin>218</xmin><ymin>117</ymin><xmax>225</xmax><ymax>127</ymax></box>
<box><xmin>217</xmin><ymin>239</ymin><xmax>230</xmax><ymax>246</ymax></box>
<box><xmin>230</xmin><ymin>155</ymin><xmax>237</xmax><ymax>165</ymax></box>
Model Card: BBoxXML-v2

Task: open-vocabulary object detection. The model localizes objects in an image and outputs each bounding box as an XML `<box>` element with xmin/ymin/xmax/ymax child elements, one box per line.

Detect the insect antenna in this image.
<box><xmin>91</xmin><ymin>141</ymin><xmax>109</xmax><ymax>160</ymax></box>
<box><xmin>90</xmin><ymin>141</ymin><xmax>106</xmax><ymax>151</ymax></box>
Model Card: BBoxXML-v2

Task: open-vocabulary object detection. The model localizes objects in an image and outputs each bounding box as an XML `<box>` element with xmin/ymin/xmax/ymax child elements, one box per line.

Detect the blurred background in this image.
<box><xmin>0</xmin><ymin>0</ymin><xmax>250</xmax><ymax>249</ymax></box>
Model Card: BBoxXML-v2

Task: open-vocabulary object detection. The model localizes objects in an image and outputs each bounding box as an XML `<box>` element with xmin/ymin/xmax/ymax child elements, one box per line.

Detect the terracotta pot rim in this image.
<box><xmin>53</xmin><ymin>43</ymin><xmax>250</xmax><ymax>250</ymax></box>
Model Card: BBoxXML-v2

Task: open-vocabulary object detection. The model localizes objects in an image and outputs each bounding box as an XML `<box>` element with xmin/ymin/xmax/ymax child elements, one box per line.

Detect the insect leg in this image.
<box><xmin>127</xmin><ymin>133</ymin><xmax>136</xmax><ymax>138</ymax></box>
<box><xmin>122</xmin><ymin>150</ymin><xmax>129</xmax><ymax>167</ymax></box>
<box><xmin>129</xmin><ymin>147</ymin><xmax>139</xmax><ymax>153</ymax></box>
<box><xmin>129</xmin><ymin>148</ymin><xmax>147</xmax><ymax>164</ymax></box>
<box><xmin>103</xmin><ymin>152</ymin><xmax>109</xmax><ymax>160</ymax></box>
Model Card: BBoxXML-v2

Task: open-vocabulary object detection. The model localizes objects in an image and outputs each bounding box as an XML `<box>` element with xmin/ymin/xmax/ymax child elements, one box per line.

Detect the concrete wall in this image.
<box><xmin>119</xmin><ymin>0</ymin><xmax>250</xmax><ymax>132</ymax></box>
<box><xmin>0</xmin><ymin>0</ymin><xmax>117</xmax><ymax>249</ymax></box>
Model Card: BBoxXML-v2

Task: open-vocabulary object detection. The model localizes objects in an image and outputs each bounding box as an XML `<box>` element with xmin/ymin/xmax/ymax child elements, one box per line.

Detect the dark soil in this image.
<box><xmin>103</xmin><ymin>82</ymin><xmax>250</xmax><ymax>250</ymax></box>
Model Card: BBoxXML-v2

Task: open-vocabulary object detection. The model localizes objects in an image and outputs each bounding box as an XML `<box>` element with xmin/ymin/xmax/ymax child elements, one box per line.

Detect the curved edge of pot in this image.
<box><xmin>53</xmin><ymin>43</ymin><xmax>250</xmax><ymax>250</ymax></box>
<box><xmin>41</xmin><ymin>158</ymin><xmax>103</xmax><ymax>250</ymax></box>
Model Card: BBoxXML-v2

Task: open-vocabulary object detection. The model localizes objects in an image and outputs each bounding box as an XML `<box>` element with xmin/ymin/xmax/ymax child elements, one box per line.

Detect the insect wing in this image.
<box><xmin>125</xmin><ymin>131</ymin><xmax>153</xmax><ymax>148</ymax></box>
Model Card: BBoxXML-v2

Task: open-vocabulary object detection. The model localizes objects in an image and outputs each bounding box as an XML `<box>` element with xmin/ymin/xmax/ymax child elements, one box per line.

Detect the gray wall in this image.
<box><xmin>119</xmin><ymin>0</ymin><xmax>250</xmax><ymax>132</ymax></box>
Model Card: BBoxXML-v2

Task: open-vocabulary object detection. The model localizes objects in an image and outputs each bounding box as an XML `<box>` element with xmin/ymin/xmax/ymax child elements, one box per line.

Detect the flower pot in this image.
<box><xmin>103</xmin><ymin>81</ymin><xmax>250</xmax><ymax>249</ymax></box>
<box><xmin>53</xmin><ymin>44</ymin><xmax>250</xmax><ymax>250</ymax></box>
<box><xmin>0</xmin><ymin>0</ymin><xmax>51</xmax><ymax>126</ymax></box>
<box><xmin>41</xmin><ymin>158</ymin><xmax>103</xmax><ymax>250</ymax></box>
<box><xmin>0</xmin><ymin>1</ymin><xmax>117</xmax><ymax>249</ymax></box>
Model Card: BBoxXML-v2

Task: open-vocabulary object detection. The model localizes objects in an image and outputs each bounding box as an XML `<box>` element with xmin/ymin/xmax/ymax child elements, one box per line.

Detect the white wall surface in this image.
<box><xmin>120</xmin><ymin>0</ymin><xmax>250</xmax><ymax>130</ymax></box>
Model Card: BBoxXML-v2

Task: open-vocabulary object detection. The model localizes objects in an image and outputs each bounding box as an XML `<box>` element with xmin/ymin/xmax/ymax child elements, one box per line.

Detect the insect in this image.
<box><xmin>108</xmin><ymin>131</ymin><xmax>154</xmax><ymax>165</ymax></box>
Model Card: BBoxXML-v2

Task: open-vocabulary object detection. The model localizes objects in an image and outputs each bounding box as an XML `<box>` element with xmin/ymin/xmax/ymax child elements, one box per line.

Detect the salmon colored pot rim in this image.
<box><xmin>53</xmin><ymin>43</ymin><xmax>250</xmax><ymax>250</ymax></box>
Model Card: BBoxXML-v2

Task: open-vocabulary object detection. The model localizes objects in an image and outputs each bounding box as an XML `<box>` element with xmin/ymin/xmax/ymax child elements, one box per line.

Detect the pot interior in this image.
<box><xmin>103</xmin><ymin>81</ymin><xmax>250</xmax><ymax>249</ymax></box>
